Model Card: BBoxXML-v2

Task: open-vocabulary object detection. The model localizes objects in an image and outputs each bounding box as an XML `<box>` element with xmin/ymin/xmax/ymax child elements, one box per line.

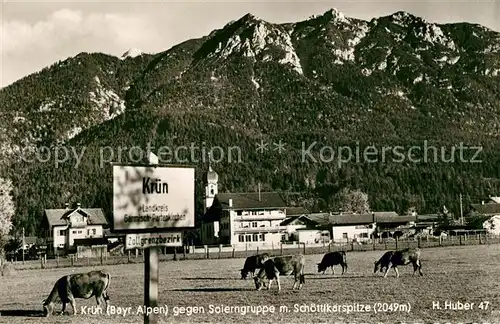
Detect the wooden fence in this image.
<box><xmin>7</xmin><ymin>234</ymin><xmax>500</xmax><ymax>271</ymax></box>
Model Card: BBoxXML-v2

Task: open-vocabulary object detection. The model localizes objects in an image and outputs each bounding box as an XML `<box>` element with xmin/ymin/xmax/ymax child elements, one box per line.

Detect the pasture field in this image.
<box><xmin>1</xmin><ymin>244</ymin><xmax>500</xmax><ymax>324</ymax></box>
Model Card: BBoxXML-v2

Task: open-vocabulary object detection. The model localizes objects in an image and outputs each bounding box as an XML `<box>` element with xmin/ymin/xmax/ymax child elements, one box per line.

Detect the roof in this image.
<box><xmin>417</xmin><ymin>214</ymin><xmax>440</xmax><ymax>221</ymax></box>
<box><xmin>372</xmin><ymin>211</ymin><xmax>399</xmax><ymax>218</ymax></box>
<box><xmin>215</xmin><ymin>192</ymin><xmax>287</xmax><ymax>210</ymax></box>
<box><xmin>304</xmin><ymin>213</ymin><xmax>333</xmax><ymax>226</ymax></box>
<box><xmin>280</xmin><ymin>216</ymin><xmax>300</xmax><ymax>226</ymax></box>
<box><xmin>330</xmin><ymin>213</ymin><xmax>376</xmax><ymax>225</ymax></box>
<box><xmin>376</xmin><ymin>213</ymin><xmax>416</xmax><ymax>224</ymax></box>
<box><xmin>280</xmin><ymin>215</ymin><xmax>319</xmax><ymax>227</ymax></box>
<box><xmin>470</xmin><ymin>203</ymin><xmax>500</xmax><ymax>215</ymax></box>
<box><xmin>206</xmin><ymin>166</ymin><xmax>218</xmax><ymax>183</ymax></box>
<box><xmin>103</xmin><ymin>228</ymin><xmax>125</xmax><ymax>238</ymax></box>
<box><xmin>297</xmin><ymin>212</ymin><xmax>414</xmax><ymax>226</ymax></box>
<box><xmin>44</xmin><ymin>208</ymin><xmax>108</xmax><ymax>228</ymax></box>
<box><xmin>285</xmin><ymin>206</ymin><xmax>309</xmax><ymax>216</ymax></box>
<box><xmin>489</xmin><ymin>197</ymin><xmax>500</xmax><ymax>204</ymax></box>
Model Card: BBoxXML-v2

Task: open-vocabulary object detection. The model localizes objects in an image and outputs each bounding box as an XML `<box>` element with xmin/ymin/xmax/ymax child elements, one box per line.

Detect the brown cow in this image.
<box><xmin>374</xmin><ymin>248</ymin><xmax>423</xmax><ymax>278</ymax></box>
<box><xmin>253</xmin><ymin>254</ymin><xmax>305</xmax><ymax>290</ymax></box>
<box><xmin>43</xmin><ymin>270</ymin><xmax>111</xmax><ymax>316</ymax></box>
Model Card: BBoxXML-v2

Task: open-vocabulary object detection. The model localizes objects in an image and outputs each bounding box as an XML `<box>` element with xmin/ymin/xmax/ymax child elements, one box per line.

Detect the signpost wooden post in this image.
<box><xmin>112</xmin><ymin>153</ymin><xmax>195</xmax><ymax>324</ymax></box>
<box><xmin>124</xmin><ymin>232</ymin><xmax>182</xmax><ymax>324</ymax></box>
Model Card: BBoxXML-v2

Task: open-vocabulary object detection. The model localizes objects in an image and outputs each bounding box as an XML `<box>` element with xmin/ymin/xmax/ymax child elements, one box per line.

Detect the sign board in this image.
<box><xmin>112</xmin><ymin>165</ymin><xmax>195</xmax><ymax>231</ymax></box>
<box><xmin>125</xmin><ymin>232</ymin><xmax>183</xmax><ymax>250</ymax></box>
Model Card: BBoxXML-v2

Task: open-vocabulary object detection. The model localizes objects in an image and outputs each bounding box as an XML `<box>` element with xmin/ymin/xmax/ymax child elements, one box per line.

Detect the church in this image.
<box><xmin>200</xmin><ymin>164</ymin><xmax>289</xmax><ymax>248</ymax></box>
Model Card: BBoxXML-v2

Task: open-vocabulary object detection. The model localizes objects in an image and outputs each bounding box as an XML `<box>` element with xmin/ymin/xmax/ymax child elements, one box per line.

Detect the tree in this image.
<box><xmin>337</xmin><ymin>188</ymin><xmax>370</xmax><ymax>214</ymax></box>
<box><xmin>0</xmin><ymin>177</ymin><xmax>15</xmax><ymax>260</ymax></box>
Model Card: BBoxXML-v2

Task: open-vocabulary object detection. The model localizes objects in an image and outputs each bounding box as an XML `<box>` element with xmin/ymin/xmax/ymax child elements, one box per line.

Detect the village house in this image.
<box><xmin>280</xmin><ymin>207</ymin><xmax>312</xmax><ymax>241</ymax></box>
<box><xmin>469</xmin><ymin>199</ymin><xmax>500</xmax><ymax>217</ymax></box>
<box><xmin>414</xmin><ymin>213</ymin><xmax>440</xmax><ymax>235</ymax></box>
<box><xmin>41</xmin><ymin>202</ymin><xmax>109</xmax><ymax>253</ymax></box>
<box><xmin>200</xmin><ymin>166</ymin><xmax>288</xmax><ymax>247</ymax></box>
<box><xmin>469</xmin><ymin>197</ymin><xmax>500</xmax><ymax>235</ymax></box>
<box><xmin>280</xmin><ymin>211</ymin><xmax>417</xmax><ymax>243</ymax></box>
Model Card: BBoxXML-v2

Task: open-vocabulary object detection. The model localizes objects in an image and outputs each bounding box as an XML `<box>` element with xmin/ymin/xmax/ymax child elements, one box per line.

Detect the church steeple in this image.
<box><xmin>205</xmin><ymin>152</ymin><xmax>218</xmax><ymax>212</ymax></box>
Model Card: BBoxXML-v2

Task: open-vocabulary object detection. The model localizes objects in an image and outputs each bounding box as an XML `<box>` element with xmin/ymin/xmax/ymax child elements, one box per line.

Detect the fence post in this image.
<box><xmin>351</xmin><ymin>240</ymin><xmax>354</xmax><ymax>251</ymax></box>
<box><xmin>218</xmin><ymin>245</ymin><xmax>222</xmax><ymax>259</ymax></box>
<box><xmin>100</xmin><ymin>247</ymin><xmax>104</xmax><ymax>265</ymax></box>
<box><xmin>205</xmin><ymin>246</ymin><xmax>209</xmax><ymax>259</ymax></box>
<box><xmin>135</xmin><ymin>249</ymin><xmax>138</xmax><ymax>258</ymax></box>
<box><xmin>256</xmin><ymin>246</ymin><xmax>259</xmax><ymax>255</ymax></box>
<box><xmin>479</xmin><ymin>234</ymin><xmax>482</xmax><ymax>245</ymax></box>
<box><xmin>70</xmin><ymin>254</ymin><xmax>74</xmax><ymax>267</ymax></box>
<box><xmin>56</xmin><ymin>253</ymin><xmax>59</xmax><ymax>268</ymax></box>
<box><xmin>439</xmin><ymin>236</ymin><xmax>442</xmax><ymax>246</ymax></box>
<box><xmin>183</xmin><ymin>245</ymin><xmax>187</xmax><ymax>259</ymax></box>
<box><xmin>328</xmin><ymin>243</ymin><xmax>331</xmax><ymax>252</ymax></box>
<box><xmin>174</xmin><ymin>247</ymin><xmax>178</xmax><ymax>261</ymax></box>
<box><xmin>232</xmin><ymin>247</ymin><xmax>235</xmax><ymax>258</ymax></box>
<box><xmin>280</xmin><ymin>242</ymin><xmax>283</xmax><ymax>255</ymax></box>
<box><xmin>41</xmin><ymin>255</ymin><xmax>44</xmax><ymax>269</ymax></box>
<box><xmin>459</xmin><ymin>235</ymin><xmax>462</xmax><ymax>246</ymax></box>
<box><xmin>384</xmin><ymin>239</ymin><xmax>387</xmax><ymax>250</ymax></box>
<box><xmin>372</xmin><ymin>237</ymin><xmax>375</xmax><ymax>251</ymax></box>
<box><xmin>303</xmin><ymin>243</ymin><xmax>306</xmax><ymax>255</ymax></box>
<box><xmin>128</xmin><ymin>250</ymin><xmax>131</xmax><ymax>263</ymax></box>
<box><xmin>395</xmin><ymin>237</ymin><xmax>398</xmax><ymax>250</ymax></box>
<box><xmin>417</xmin><ymin>237</ymin><xmax>421</xmax><ymax>249</ymax></box>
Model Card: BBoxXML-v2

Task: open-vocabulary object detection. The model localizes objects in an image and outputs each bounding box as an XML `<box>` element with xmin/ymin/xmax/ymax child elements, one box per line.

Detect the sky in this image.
<box><xmin>1</xmin><ymin>0</ymin><xmax>499</xmax><ymax>88</ymax></box>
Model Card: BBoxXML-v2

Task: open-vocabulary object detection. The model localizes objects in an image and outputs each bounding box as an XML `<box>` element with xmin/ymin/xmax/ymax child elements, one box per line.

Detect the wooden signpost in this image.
<box><xmin>112</xmin><ymin>153</ymin><xmax>194</xmax><ymax>324</ymax></box>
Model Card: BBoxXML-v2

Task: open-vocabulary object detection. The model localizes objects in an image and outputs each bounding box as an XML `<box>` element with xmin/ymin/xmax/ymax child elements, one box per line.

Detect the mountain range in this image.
<box><xmin>1</xmin><ymin>9</ymin><xmax>500</xmax><ymax>235</ymax></box>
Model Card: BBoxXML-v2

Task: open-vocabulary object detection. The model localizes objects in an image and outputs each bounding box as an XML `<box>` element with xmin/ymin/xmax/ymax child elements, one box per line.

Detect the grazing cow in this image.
<box><xmin>253</xmin><ymin>254</ymin><xmax>305</xmax><ymax>290</ymax></box>
<box><xmin>373</xmin><ymin>251</ymin><xmax>395</xmax><ymax>274</ymax></box>
<box><xmin>374</xmin><ymin>248</ymin><xmax>423</xmax><ymax>278</ymax></box>
<box><xmin>43</xmin><ymin>270</ymin><xmax>111</xmax><ymax>316</ymax></box>
<box><xmin>317</xmin><ymin>251</ymin><xmax>347</xmax><ymax>275</ymax></box>
<box><xmin>240</xmin><ymin>253</ymin><xmax>269</xmax><ymax>279</ymax></box>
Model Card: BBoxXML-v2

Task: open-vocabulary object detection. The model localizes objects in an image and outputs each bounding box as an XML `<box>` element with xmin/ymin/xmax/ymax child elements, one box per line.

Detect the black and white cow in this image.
<box><xmin>317</xmin><ymin>251</ymin><xmax>347</xmax><ymax>275</ymax></box>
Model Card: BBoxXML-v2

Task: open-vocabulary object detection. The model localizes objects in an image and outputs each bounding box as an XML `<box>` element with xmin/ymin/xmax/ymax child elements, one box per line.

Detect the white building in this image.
<box><xmin>296</xmin><ymin>228</ymin><xmax>331</xmax><ymax>244</ymax></box>
<box><xmin>200</xmin><ymin>167</ymin><xmax>288</xmax><ymax>247</ymax></box>
<box><xmin>281</xmin><ymin>212</ymin><xmax>415</xmax><ymax>243</ymax></box>
<box><xmin>43</xmin><ymin>203</ymin><xmax>108</xmax><ymax>252</ymax></box>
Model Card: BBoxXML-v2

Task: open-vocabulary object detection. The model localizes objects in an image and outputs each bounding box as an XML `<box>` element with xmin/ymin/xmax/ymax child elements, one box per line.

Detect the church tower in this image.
<box><xmin>204</xmin><ymin>154</ymin><xmax>218</xmax><ymax>213</ymax></box>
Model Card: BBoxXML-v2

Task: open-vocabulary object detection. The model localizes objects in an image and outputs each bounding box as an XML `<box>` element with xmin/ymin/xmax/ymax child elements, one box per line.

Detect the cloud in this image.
<box><xmin>1</xmin><ymin>9</ymin><xmax>163</xmax><ymax>87</ymax></box>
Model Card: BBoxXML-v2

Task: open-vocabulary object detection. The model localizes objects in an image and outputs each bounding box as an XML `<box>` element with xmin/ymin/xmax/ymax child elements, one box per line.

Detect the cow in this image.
<box><xmin>373</xmin><ymin>251</ymin><xmax>394</xmax><ymax>274</ymax></box>
<box><xmin>240</xmin><ymin>253</ymin><xmax>269</xmax><ymax>279</ymax></box>
<box><xmin>253</xmin><ymin>254</ymin><xmax>305</xmax><ymax>291</ymax></box>
<box><xmin>317</xmin><ymin>251</ymin><xmax>347</xmax><ymax>275</ymax></box>
<box><xmin>374</xmin><ymin>248</ymin><xmax>423</xmax><ymax>278</ymax></box>
<box><xmin>42</xmin><ymin>270</ymin><xmax>111</xmax><ymax>316</ymax></box>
